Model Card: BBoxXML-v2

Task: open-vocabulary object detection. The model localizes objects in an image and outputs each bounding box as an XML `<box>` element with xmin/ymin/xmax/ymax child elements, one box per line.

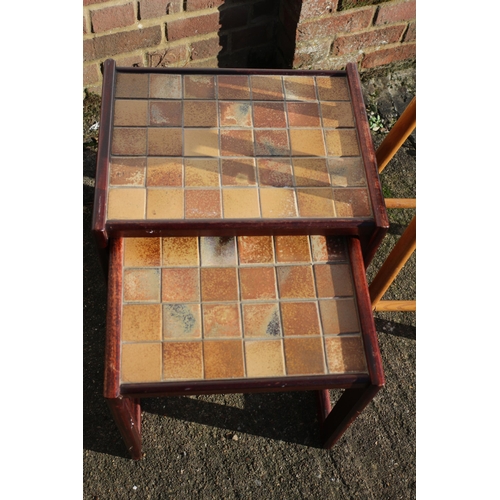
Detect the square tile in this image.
<box><xmin>147</xmin><ymin>128</ymin><xmax>183</xmax><ymax>156</ymax></box>
<box><xmin>149</xmin><ymin>100</ymin><xmax>182</xmax><ymax>127</ymax></box>
<box><xmin>242</xmin><ymin>303</ymin><xmax>281</xmax><ymax>338</ymax></box>
<box><xmin>162</xmin><ymin>267</ymin><xmax>200</xmax><ymax>302</ymax></box>
<box><xmin>115</xmin><ymin>73</ymin><xmax>149</xmax><ymax>98</ymax></box>
<box><xmin>250</xmin><ymin>75</ymin><xmax>284</xmax><ymax>100</ymax></box>
<box><xmin>217</xmin><ymin>75</ymin><xmax>251</xmax><ymax>100</ymax></box>
<box><xmin>257</xmin><ymin>159</ymin><xmax>293</xmax><ymax>187</ymax></box>
<box><xmin>289</xmin><ymin>129</ymin><xmax>325</xmax><ymax>156</ymax></box>
<box><xmin>203</xmin><ymin>303</ymin><xmax>242</xmax><ymax>338</ymax></box>
<box><xmin>122</xmin><ymin>304</ymin><xmax>162</xmax><ymax>341</ymax></box>
<box><xmin>328</xmin><ymin>157</ymin><xmax>366</xmax><ymax>187</ymax></box>
<box><xmin>319</xmin><ymin>299</ymin><xmax>360</xmax><ymax>335</ymax></box>
<box><xmin>201</xmin><ymin>267</ymin><xmax>238</xmax><ymax>302</ymax></box>
<box><xmin>325</xmin><ymin>129</ymin><xmax>360</xmax><ymax>156</ymax></box>
<box><xmin>112</xmin><ymin>128</ymin><xmax>147</xmax><ymax>155</ymax></box>
<box><xmin>200</xmin><ymin>236</ymin><xmax>237</xmax><ymax>267</ymax></box>
<box><xmin>121</xmin><ymin>343</ymin><xmax>162</xmax><ymax>383</ymax></box>
<box><xmin>162</xmin><ymin>237</ymin><xmax>199</xmax><ymax>266</ymax></box>
<box><xmin>283</xmin><ymin>337</ymin><xmax>325</xmax><ymax>375</ymax></box>
<box><xmin>185</xmin><ymin>189</ymin><xmax>221</xmax><ymax>219</ymax></box>
<box><xmin>124</xmin><ymin>268</ymin><xmax>160</xmax><ymax>302</ymax></box>
<box><xmin>292</xmin><ymin>158</ymin><xmax>330</xmax><ymax>187</ymax></box>
<box><xmin>108</xmin><ymin>188</ymin><xmax>146</xmax><ymax>219</ymax></box>
<box><xmin>314</xmin><ymin>264</ymin><xmax>354</xmax><ymax>297</ymax></box>
<box><xmin>237</xmin><ymin>236</ymin><xmax>274</xmax><ymax>264</ymax></box>
<box><xmin>283</xmin><ymin>76</ymin><xmax>317</xmax><ymax>101</ymax></box>
<box><xmin>221</xmin><ymin>159</ymin><xmax>256</xmax><ymax>186</ymax></box>
<box><xmin>245</xmin><ymin>340</ymin><xmax>285</xmax><ymax>377</ymax></box>
<box><xmin>239</xmin><ymin>267</ymin><xmax>277</xmax><ymax>300</ymax></box>
<box><xmin>324</xmin><ymin>336</ymin><xmax>367</xmax><ymax>373</ymax></box>
<box><xmin>150</xmin><ymin>74</ymin><xmax>182</xmax><ymax>99</ymax></box>
<box><xmin>277</xmin><ymin>266</ymin><xmax>316</xmax><ymax>299</ymax></box>
<box><xmin>310</xmin><ymin>236</ymin><xmax>347</xmax><ymax>262</ymax></box>
<box><xmin>184</xmin><ymin>75</ymin><xmax>216</xmax><ymax>99</ymax></box>
<box><xmin>280</xmin><ymin>302</ymin><xmax>321</xmax><ymax>336</ymax></box>
<box><xmin>254</xmin><ymin>129</ymin><xmax>290</xmax><ymax>156</ymax></box>
<box><xmin>219</xmin><ymin>102</ymin><xmax>253</xmax><ymax>127</ymax></box>
<box><xmin>146</xmin><ymin>158</ymin><xmax>183</xmax><ymax>186</ymax></box>
<box><xmin>296</xmin><ymin>188</ymin><xmax>335</xmax><ymax>217</ymax></box>
<box><xmin>163</xmin><ymin>303</ymin><xmax>202</xmax><ymax>339</ymax></box>
<box><xmin>222</xmin><ymin>188</ymin><xmax>260</xmax><ymax>218</ymax></box>
<box><xmin>146</xmin><ymin>188</ymin><xmax>184</xmax><ymax>219</ymax></box>
<box><xmin>252</xmin><ymin>102</ymin><xmax>287</xmax><ymax>128</ymax></box>
<box><xmin>287</xmin><ymin>102</ymin><xmax>321</xmax><ymax>127</ymax></box>
<box><xmin>184</xmin><ymin>128</ymin><xmax>220</xmax><ymax>157</ymax></box>
<box><xmin>163</xmin><ymin>342</ymin><xmax>203</xmax><ymax>380</ymax></box>
<box><xmin>220</xmin><ymin>129</ymin><xmax>254</xmax><ymax>156</ymax></box>
<box><xmin>114</xmin><ymin>99</ymin><xmax>148</xmax><ymax>126</ymax></box>
<box><xmin>185</xmin><ymin>158</ymin><xmax>220</xmax><ymax>187</ymax></box>
<box><xmin>204</xmin><ymin>340</ymin><xmax>244</xmax><ymax>379</ymax></box>
<box><xmin>260</xmin><ymin>188</ymin><xmax>297</xmax><ymax>218</ymax></box>
<box><xmin>109</xmin><ymin>157</ymin><xmax>146</xmax><ymax>186</ymax></box>
<box><xmin>183</xmin><ymin>100</ymin><xmax>218</xmax><ymax>127</ymax></box>
<box><xmin>333</xmin><ymin>189</ymin><xmax>372</xmax><ymax>217</ymax></box>
<box><xmin>124</xmin><ymin>238</ymin><xmax>161</xmax><ymax>267</ymax></box>
<box><xmin>316</xmin><ymin>76</ymin><xmax>350</xmax><ymax>101</ymax></box>
<box><xmin>275</xmin><ymin>235</ymin><xmax>311</xmax><ymax>263</ymax></box>
<box><xmin>320</xmin><ymin>101</ymin><xmax>355</xmax><ymax>128</ymax></box>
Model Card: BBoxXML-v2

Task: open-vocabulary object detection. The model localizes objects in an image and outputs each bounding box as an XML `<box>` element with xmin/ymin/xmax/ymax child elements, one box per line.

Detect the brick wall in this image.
<box><xmin>83</xmin><ymin>0</ymin><xmax>415</xmax><ymax>94</ymax></box>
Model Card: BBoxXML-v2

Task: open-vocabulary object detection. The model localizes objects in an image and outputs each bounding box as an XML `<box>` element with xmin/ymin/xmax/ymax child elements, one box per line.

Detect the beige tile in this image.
<box><xmin>203</xmin><ymin>303</ymin><xmax>242</xmax><ymax>338</ymax></box>
<box><xmin>292</xmin><ymin>158</ymin><xmax>330</xmax><ymax>187</ymax></box>
<box><xmin>283</xmin><ymin>76</ymin><xmax>317</xmax><ymax>101</ymax></box>
<box><xmin>325</xmin><ymin>129</ymin><xmax>360</xmax><ymax>156</ymax></box>
<box><xmin>240</xmin><ymin>267</ymin><xmax>277</xmax><ymax>300</ymax></box>
<box><xmin>217</xmin><ymin>75</ymin><xmax>251</xmax><ymax>100</ymax></box>
<box><xmin>121</xmin><ymin>343</ymin><xmax>162</xmax><ymax>383</ymax></box>
<box><xmin>333</xmin><ymin>188</ymin><xmax>372</xmax><ymax>217</ymax></box>
<box><xmin>310</xmin><ymin>236</ymin><xmax>347</xmax><ymax>262</ymax></box>
<box><xmin>320</xmin><ymin>101</ymin><xmax>355</xmax><ymax>128</ymax></box>
<box><xmin>149</xmin><ymin>74</ymin><xmax>182</xmax><ymax>99</ymax></box>
<box><xmin>296</xmin><ymin>188</ymin><xmax>335</xmax><ymax>218</ymax></box>
<box><xmin>115</xmin><ymin>73</ymin><xmax>149</xmax><ymax>98</ymax></box>
<box><xmin>123</xmin><ymin>268</ymin><xmax>161</xmax><ymax>302</ymax></box>
<box><xmin>275</xmin><ymin>235</ymin><xmax>311</xmax><ymax>263</ymax></box>
<box><xmin>183</xmin><ymin>100</ymin><xmax>218</xmax><ymax>127</ymax></box>
<box><xmin>242</xmin><ymin>303</ymin><xmax>281</xmax><ymax>338</ymax></box>
<box><xmin>146</xmin><ymin>158</ymin><xmax>183</xmax><ymax>187</ymax></box>
<box><xmin>245</xmin><ymin>340</ymin><xmax>285</xmax><ymax>378</ymax></box>
<box><xmin>203</xmin><ymin>340</ymin><xmax>244</xmax><ymax>379</ymax></box>
<box><xmin>260</xmin><ymin>188</ymin><xmax>297</xmax><ymax>218</ymax></box>
<box><xmin>162</xmin><ymin>267</ymin><xmax>200</xmax><ymax>302</ymax></box>
<box><xmin>109</xmin><ymin>157</ymin><xmax>146</xmax><ymax>186</ymax></box>
<box><xmin>149</xmin><ymin>100</ymin><xmax>182</xmax><ymax>127</ymax></box>
<box><xmin>237</xmin><ymin>236</ymin><xmax>274</xmax><ymax>264</ymax></box>
<box><xmin>147</xmin><ymin>128</ymin><xmax>183</xmax><ymax>156</ymax></box>
<box><xmin>250</xmin><ymin>75</ymin><xmax>284</xmax><ymax>100</ymax></box>
<box><xmin>185</xmin><ymin>158</ymin><xmax>220</xmax><ymax>187</ymax></box>
<box><xmin>163</xmin><ymin>342</ymin><xmax>203</xmax><ymax>380</ymax></box>
<box><xmin>112</xmin><ymin>128</ymin><xmax>147</xmax><ymax>156</ymax></box>
<box><xmin>184</xmin><ymin>75</ymin><xmax>216</xmax><ymax>99</ymax></box>
<box><xmin>289</xmin><ymin>129</ymin><xmax>325</xmax><ymax>156</ymax></box>
<box><xmin>254</xmin><ymin>129</ymin><xmax>290</xmax><ymax>156</ymax></box>
<box><xmin>328</xmin><ymin>157</ymin><xmax>366</xmax><ymax>187</ymax></box>
<box><xmin>284</xmin><ymin>337</ymin><xmax>326</xmax><ymax>375</ymax></box>
<box><xmin>162</xmin><ymin>237</ymin><xmax>199</xmax><ymax>266</ymax></box>
<box><xmin>280</xmin><ymin>302</ymin><xmax>321</xmax><ymax>336</ymax></box>
<box><xmin>221</xmin><ymin>158</ymin><xmax>256</xmax><ymax>186</ymax></box>
<box><xmin>163</xmin><ymin>303</ymin><xmax>202</xmax><ymax>339</ymax></box>
<box><xmin>319</xmin><ymin>299</ymin><xmax>360</xmax><ymax>335</ymax></box>
<box><xmin>200</xmin><ymin>236</ymin><xmax>237</xmax><ymax>266</ymax></box>
<box><xmin>222</xmin><ymin>188</ymin><xmax>260</xmax><ymax>218</ymax></box>
<box><xmin>124</xmin><ymin>238</ymin><xmax>161</xmax><ymax>267</ymax></box>
<box><xmin>185</xmin><ymin>189</ymin><xmax>221</xmax><ymax>219</ymax></box>
<box><xmin>146</xmin><ymin>189</ymin><xmax>184</xmax><ymax>219</ymax></box>
<box><xmin>257</xmin><ymin>158</ymin><xmax>293</xmax><ymax>187</ymax></box>
<box><xmin>314</xmin><ymin>264</ymin><xmax>354</xmax><ymax>297</ymax></box>
<box><xmin>114</xmin><ymin>99</ymin><xmax>148</xmax><ymax>126</ymax></box>
<box><xmin>324</xmin><ymin>336</ymin><xmax>367</xmax><ymax>373</ymax></box>
<box><xmin>122</xmin><ymin>304</ymin><xmax>162</xmax><ymax>341</ymax></box>
<box><xmin>277</xmin><ymin>266</ymin><xmax>316</xmax><ymax>299</ymax></box>
<box><xmin>107</xmin><ymin>188</ymin><xmax>146</xmax><ymax>220</ymax></box>
<box><xmin>219</xmin><ymin>101</ymin><xmax>253</xmax><ymax>127</ymax></box>
<box><xmin>184</xmin><ymin>128</ymin><xmax>220</xmax><ymax>157</ymax></box>
<box><xmin>316</xmin><ymin>76</ymin><xmax>350</xmax><ymax>101</ymax></box>
<box><xmin>220</xmin><ymin>129</ymin><xmax>254</xmax><ymax>157</ymax></box>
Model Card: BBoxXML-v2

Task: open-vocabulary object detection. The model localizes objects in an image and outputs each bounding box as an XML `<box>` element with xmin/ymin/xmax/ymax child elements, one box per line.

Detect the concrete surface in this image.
<box><xmin>83</xmin><ymin>62</ymin><xmax>416</xmax><ymax>499</ymax></box>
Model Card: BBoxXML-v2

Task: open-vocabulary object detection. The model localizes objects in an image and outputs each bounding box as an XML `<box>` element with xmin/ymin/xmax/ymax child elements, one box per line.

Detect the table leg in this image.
<box><xmin>107</xmin><ymin>397</ymin><xmax>142</xmax><ymax>460</ymax></box>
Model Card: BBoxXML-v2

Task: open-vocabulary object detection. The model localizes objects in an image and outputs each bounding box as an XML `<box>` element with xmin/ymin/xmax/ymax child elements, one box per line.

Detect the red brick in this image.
<box><xmin>91</xmin><ymin>3</ymin><xmax>135</xmax><ymax>34</ymax></box>
<box><xmin>185</xmin><ymin>0</ymin><xmax>224</xmax><ymax>12</ymax></box>
<box><xmin>333</xmin><ymin>24</ymin><xmax>405</xmax><ymax>56</ymax></box>
<box><xmin>231</xmin><ymin>24</ymin><xmax>270</xmax><ymax>51</ymax></box>
<box><xmin>361</xmin><ymin>42</ymin><xmax>416</xmax><ymax>69</ymax></box>
<box><xmin>83</xmin><ymin>0</ymin><xmax>108</xmax><ymax>5</ymax></box>
<box><xmin>83</xmin><ymin>16</ymin><xmax>87</xmax><ymax>35</ymax></box>
<box><xmin>375</xmin><ymin>0</ymin><xmax>416</xmax><ymax>25</ymax></box>
<box><xmin>219</xmin><ymin>4</ymin><xmax>249</xmax><ymax>30</ymax></box>
<box><xmin>404</xmin><ymin>21</ymin><xmax>415</xmax><ymax>42</ymax></box>
<box><xmin>83</xmin><ymin>26</ymin><xmax>162</xmax><ymax>61</ymax></box>
<box><xmin>299</xmin><ymin>0</ymin><xmax>339</xmax><ymax>20</ymax></box>
<box><xmin>84</xmin><ymin>64</ymin><xmax>100</xmax><ymax>86</ymax></box>
<box><xmin>296</xmin><ymin>7</ymin><xmax>375</xmax><ymax>42</ymax></box>
<box><xmin>187</xmin><ymin>57</ymin><xmax>218</xmax><ymax>68</ymax></box>
<box><xmin>166</xmin><ymin>12</ymin><xmax>220</xmax><ymax>41</ymax></box>
<box><xmin>147</xmin><ymin>45</ymin><xmax>190</xmax><ymax>66</ymax></box>
<box><xmin>191</xmin><ymin>36</ymin><xmax>222</xmax><ymax>60</ymax></box>
<box><xmin>115</xmin><ymin>54</ymin><xmax>145</xmax><ymax>67</ymax></box>
<box><xmin>139</xmin><ymin>0</ymin><xmax>182</xmax><ymax>19</ymax></box>
<box><xmin>292</xmin><ymin>39</ymin><xmax>331</xmax><ymax>67</ymax></box>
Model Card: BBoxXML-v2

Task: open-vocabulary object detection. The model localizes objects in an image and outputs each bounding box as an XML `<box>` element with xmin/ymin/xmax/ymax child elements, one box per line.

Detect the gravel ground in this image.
<box><xmin>83</xmin><ymin>62</ymin><xmax>416</xmax><ymax>500</ymax></box>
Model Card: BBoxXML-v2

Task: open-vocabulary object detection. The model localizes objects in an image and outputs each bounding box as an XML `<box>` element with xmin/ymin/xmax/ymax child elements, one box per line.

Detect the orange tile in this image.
<box><xmin>146</xmin><ymin>158</ymin><xmax>183</xmax><ymax>187</ymax></box>
<box><xmin>109</xmin><ymin>157</ymin><xmax>146</xmax><ymax>186</ymax></box>
<box><xmin>112</xmin><ymin>128</ymin><xmax>147</xmax><ymax>156</ymax></box>
<box><xmin>319</xmin><ymin>299</ymin><xmax>360</xmax><ymax>335</ymax></box>
<box><xmin>147</xmin><ymin>128</ymin><xmax>183</xmax><ymax>156</ymax></box>
<box><xmin>310</xmin><ymin>236</ymin><xmax>348</xmax><ymax>262</ymax></box>
<box><xmin>287</xmin><ymin>102</ymin><xmax>321</xmax><ymax>127</ymax></box>
<box><xmin>146</xmin><ymin>188</ymin><xmax>184</xmax><ymax>219</ymax></box>
<box><xmin>217</xmin><ymin>75</ymin><xmax>251</xmax><ymax>100</ymax></box>
<box><xmin>324</xmin><ymin>336</ymin><xmax>367</xmax><ymax>373</ymax></box>
<box><xmin>204</xmin><ymin>340</ymin><xmax>244</xmax><ymax>379</ymax></box>
<box><xmin>220</xmin><ymin>129</ymin><xmax>254</xmax><ymax>156</ymax></box>
<box><xmin>328</xmin><ymin>157</ymin><xmax>366</xmax><ymax>187</ymax></box>
<box><xmin>277</xmin><ymin>266</ymin><xmax>316</xmax><ymax>299</ymax></box>
<box><xmin>114</xmin><ymin>99</ymin><xmax>148</xmax><ymax>126</ymax></box>
<box><xmin>203</xmin><ymin>303</ymin><xmax>242</xmax><ymax>338</ymax></box>
<box><xmin>121</xmin><ymin>343</ymin><xmax>162</xmax><ymax>383</ymax></box>
<box><xmin>260</xmin><ymin>188</ymin><xmax>297</xmax><ymax>218</ymax></box>
<box><xmin>292</xmin><ymin>158</ymin><xmax>330</xmax><ymax>187</ymax></box>
<box><xmin>289</xmin><ymin>129</ymin><xmax>325</xmax><ymax>156</ymax></box>
<box><xmin>163</xmin><ymin>342</ymin><xmax>203</xmax><ymax>380</ymax></box>
<box><xmin>184</xmin><ymin>128</ymin><xmax>220</xmax><ymax>157</ymax></box>
<box><xmin>316</xmin><ymin>76</ymin><xmax>350</xmax><ymax>101</ymax></box>
<box><xmin>325</xmin><ymin>129</ymin><xmax>360</xmax><ymax>156</ymax></box>
<box><xmin>185</xmin><ymin>189</ymin><xmax>221</xmax><ymax>219</ymax></box>
<box><xmin>275</xmin><ymin>235</ymin><xmax>311</xmax><ymax>263</ymax></box>
<box><xmin>222</xmin><ymin>188</ymin><xmax>260</xmax><ymax>218</ymax></box>
<box><xmin>184</xmin><ymin>75</ymin><xmax>216</xmax><ymax>99</ymax></box>
<box><xmin>219</xmin><ymin>101</ymin><xmax>253</xmax><ymax>127</ymax></box>
<box><xmin>149</xmin><ymin>73</ymin><xmax>182</xmax><ymax>99</ymax></box>
<box><xmin>221</xmin><ymin>158</ymin><xmax>256</xmax><ymax>186</ymax></box>
<box><xmin>162</xmin><ymin>237</ymin><xmax>199</xmax><ymax>266</ymax></box>
<box><xmin>280</xmin><ymin>302</ymin><xmax>321</xmax><ymax>336</ymax></box>
<box><xmin>254</xmin><ymin>129</ymin><xmax>290</xmax><ymax>156</ymax></box>
<box><xmin>201</xmin><ymin>267</ymin><xmax>238</xmax><ymax>302</ymax></box>
<box><xmin>283</xmin><ymin>76</ymin><xmax>317</xmax><ymax>101</ymax></box>
<box><xmin>320</xmin><ymin>101</ymin><xmax>355</xmax><ymax>128</ymax></box>
<box><xmin>242</xmin><ymin>303</ymin><xmax>281</xmax><ymax>338</ymax></box>
<box><xmin>333</xmin><ymin>189</ymin><xmax>372</xmax><ymax>217</ymax></box>
<box><xmin>237</xmin><ymin>236</ymin><xmax>274</xmax><ymax>264</ymax></box>
<box><xmin>123</xmin><ymin>268</ymin><xmax>161</xmax><ymax>302</ymax></box>
<box><xmin>185</xmin><ymin>158</ymin><xmax>220</xmax><ymax>187</ymax></box>
<box><xmin>296</xmin><ymin>188</ymin><xmax>335</xmax><ymax>218</ymax></box>
<box><xmin>252</xmin><ymin>102</ymin><xmax>287</xmax><ymax>128</ymax></box>
<box><xmin>239</xmin><ymin>267</ymin><xmax>277</xmax><ymax>300</ymax></box>
<box><xmin>115</xmin><ymin>73</ymin><xmax>148</xmax><ymax>98</ymax></box>
<box><xmin>284</xmin><ymin>337</ymin><xmax>326</xmax><ymax>375</ymax></box>
<box><xmin>183</xmin><ymin>100</ymin><xmax>218</xmax><ymax>127</ymax></box>
<box><xmin>162</xmin><ymin>267</ymin><xmax>200</xmax><ymax>302</ymax></box>
<box><xmin>257</xmin><ymin>158</ymin><xmax>293</xmax><ymax>187</ymax></box>
<box><xmin>124</xmin><ymin>238</ymin><xmax>161</xmax><ymax>267</ymax></box>
<box><xmin>314</xmin><ymin>264</ymin><xmax>354</xmax><ymax>297</ymax></box>
<box><xmin>149</xmin><ymin>100</ymin><xmax>182</xmax><ymax>127</ymax></box>
<box><xmin>163</xmin><ymin>303</ymin><xmax>202</xmax><ymax>339</ymax></box>
<box><xmin>122</xmin><ymin>304</ymin><xmax>162</xmax><ymax>341</ymax></box>
<box><xmin>245</xmin><ymin>340</ymin><xmax>285</xmax><ymax>377</ymax></box>
<box><xmin>108</xmin><ymin>188</ymin><xmax>146</xmax><ymax>220</ymax></box>
<box><xmin>250</xmin><ymin>75</ymin><xmax>284</xmax><ymax>100</ymax></box>
<box><xmin>200</xmin><ymin>236</ymin><xmax>237</xmax><ymax>266</ymax></box>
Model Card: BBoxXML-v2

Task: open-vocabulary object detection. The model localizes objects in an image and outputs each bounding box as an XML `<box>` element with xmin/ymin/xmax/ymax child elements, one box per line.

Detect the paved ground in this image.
<box><xmin>83</xmin><ymin>62</ymin><xmax>416</xmax><ymax>500</ymax></box>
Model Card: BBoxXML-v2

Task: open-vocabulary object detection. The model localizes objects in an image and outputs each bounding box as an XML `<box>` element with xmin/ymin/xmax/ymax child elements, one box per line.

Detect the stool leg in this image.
<box><xmin>107</xmin><ymin>397</ymin><xmax>142</xmax><ymax>460</ymax></box>
<box><xmin>316</xmin><ymin>389</ymin><xmax>332</xmax><ymax>424</ymax></box>
<box><xmin>321</xmin><ymin>385</ymin><xmax>380</xmax><ymax>449</ymax></box>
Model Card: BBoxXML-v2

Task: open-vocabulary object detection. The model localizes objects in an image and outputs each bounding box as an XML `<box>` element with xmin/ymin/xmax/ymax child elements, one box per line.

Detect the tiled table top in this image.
<box><xmin>106</xmin><ymin>72</ymin><xmax>373</xmax><ymax>222</ymax></box>
<box><xmin>118</xmin><ymin>235</ymin><xmax>368</xmax><ymax>384</ymax></box>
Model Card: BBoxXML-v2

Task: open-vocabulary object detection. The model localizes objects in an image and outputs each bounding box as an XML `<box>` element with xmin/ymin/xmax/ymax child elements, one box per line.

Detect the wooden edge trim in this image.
<box><xmin>104</xmin><ymin>238</ymin><xmax>123</xmax><ymax>398</ymax></box>
<box><xmin>348</xmin><ymin>237</ymin><xmax>385</xmax><ymax>387</ymax></box>
<box><xmin>346</xmin><ymin>63</ymin><xmax>389</xmax><ymax>232</ymax></box>
<box><xmin>385</xmin><ymin>198</ymin><xmax>416</xmax><ymax>209</ymax></box>
<box><xmin>364</xmin><ymin>226</ymin><xmax>389</xmax><ymax>269</ymax></box>
<box><xmin>374</xmin><ymin>300</ymin><xmax>416</xmax><ymax>312</ymax></box>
